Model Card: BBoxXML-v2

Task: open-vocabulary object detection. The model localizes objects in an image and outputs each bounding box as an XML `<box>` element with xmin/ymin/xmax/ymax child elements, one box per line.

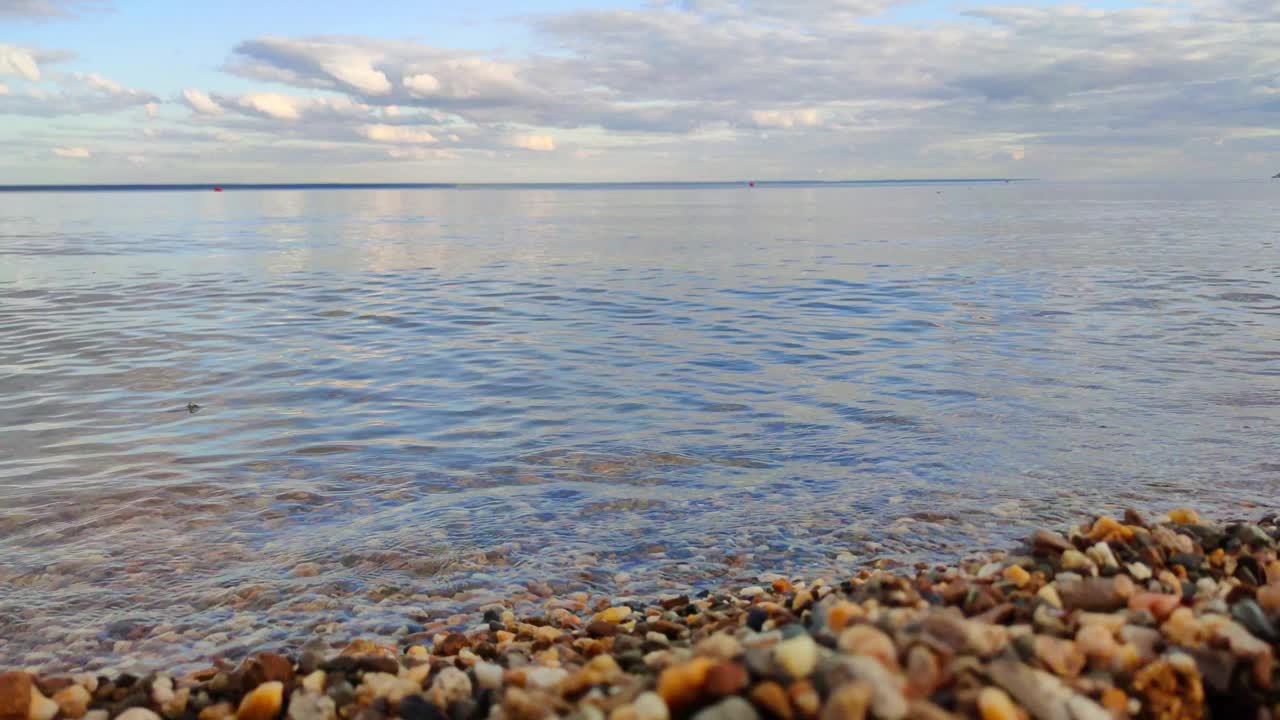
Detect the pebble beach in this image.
<box><xmin>6</xmin><ymin>507</ymin><xmax>1280</xmax><ymax>720</ymax></box>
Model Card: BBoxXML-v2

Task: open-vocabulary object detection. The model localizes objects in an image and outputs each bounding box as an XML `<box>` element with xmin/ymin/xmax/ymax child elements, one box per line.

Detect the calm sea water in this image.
<box><xmin>1</xmin><ymin>181</ymin><xmax>1277</xmax><ymax>671</ymax></box>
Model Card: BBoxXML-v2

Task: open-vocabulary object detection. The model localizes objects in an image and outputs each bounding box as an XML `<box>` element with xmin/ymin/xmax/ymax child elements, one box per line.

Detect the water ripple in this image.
<box><xmin>1</xmin><ymin>182</ymin><xmax>1277</xmax><ymax>672</ymax></box>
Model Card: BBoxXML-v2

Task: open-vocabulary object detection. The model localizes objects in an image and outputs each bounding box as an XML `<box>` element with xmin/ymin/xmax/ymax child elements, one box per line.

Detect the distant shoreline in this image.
<box><xmin>0</xmin><ymin>179</ymin><xmax>1030</xmax><ymax>193</ymax></box>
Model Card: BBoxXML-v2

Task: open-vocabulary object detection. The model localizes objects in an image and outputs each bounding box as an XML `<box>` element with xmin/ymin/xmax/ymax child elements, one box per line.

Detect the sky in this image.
<box><xmin>1</xmin><ymin>0</ymin><xmax>1277</xmax><ymax>183</ymax></box>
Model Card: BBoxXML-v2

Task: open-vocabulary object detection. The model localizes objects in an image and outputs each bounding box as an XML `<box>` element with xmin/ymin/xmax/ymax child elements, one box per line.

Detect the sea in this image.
<box><xmin>1</xmin><ymin>180</ymin><xmax>1277</xmax><ymax>671</ymax></box>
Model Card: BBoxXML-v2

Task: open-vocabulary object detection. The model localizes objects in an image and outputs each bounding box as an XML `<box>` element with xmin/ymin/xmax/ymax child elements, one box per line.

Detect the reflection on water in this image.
<box><xmin>1</xmin><ymin>182</ymin><xmax>1278</xmax><ymax>671</ymax></box>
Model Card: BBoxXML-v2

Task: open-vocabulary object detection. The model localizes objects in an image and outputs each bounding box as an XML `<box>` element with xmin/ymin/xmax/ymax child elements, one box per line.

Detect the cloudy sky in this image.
<box><xmin>1</xmin><ymin>0</ymin><xmax>1277</xmax><ymax>183</ymax></box>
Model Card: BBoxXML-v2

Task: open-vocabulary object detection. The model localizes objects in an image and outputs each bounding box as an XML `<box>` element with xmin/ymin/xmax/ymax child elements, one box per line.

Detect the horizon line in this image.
<box><xmin>0</xmin><ymin>178</ymin><xmax>1034</xmax><ymax>193</ymax></box>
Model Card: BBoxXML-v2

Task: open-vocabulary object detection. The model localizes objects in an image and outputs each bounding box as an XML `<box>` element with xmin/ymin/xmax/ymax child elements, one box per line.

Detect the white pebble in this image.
<box><xmin>474</xmin><ymin>662</ymin><xmax>503</xmax><ymax>690</ymax></box>
<box><xmin>633</xmin><ymin>692</ymin><xmax>670</xmax><ymax>720</ymax></box>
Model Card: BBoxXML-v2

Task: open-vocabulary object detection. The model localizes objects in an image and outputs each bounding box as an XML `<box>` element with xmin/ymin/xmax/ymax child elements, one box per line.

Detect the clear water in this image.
<box><xmin>2</xmin><ymin>181</ymin><xmax>1278</xmax><ymax>671</ymax></box>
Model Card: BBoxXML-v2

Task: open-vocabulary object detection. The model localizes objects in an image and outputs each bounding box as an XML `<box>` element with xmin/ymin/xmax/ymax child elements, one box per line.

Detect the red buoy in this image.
<box><xmin>213</xmin><ymin>186</ymin><xmax>223</xmax><ymax>192</ymax></box>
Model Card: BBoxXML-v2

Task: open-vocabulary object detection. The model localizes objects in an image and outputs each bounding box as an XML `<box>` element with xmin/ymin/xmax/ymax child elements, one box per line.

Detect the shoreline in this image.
<box><xmin>4</xmin><ymin>507</ymin><xmax>1278</xmax><ymax>719</ymax></box>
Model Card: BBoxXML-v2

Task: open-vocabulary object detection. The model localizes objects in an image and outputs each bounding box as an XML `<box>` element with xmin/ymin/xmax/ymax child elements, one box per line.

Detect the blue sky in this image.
<box><xmin>2</xmin><ymin>0</ymin><xmax>1277</xmax><ymax>182</ymax></box>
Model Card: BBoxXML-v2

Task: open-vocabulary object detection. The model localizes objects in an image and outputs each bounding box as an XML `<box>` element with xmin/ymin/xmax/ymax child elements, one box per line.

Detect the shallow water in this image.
<box><xmin>1</xmin><ymin>181</ymin><xmax>1278</xmax><ymax>671</ymax></box>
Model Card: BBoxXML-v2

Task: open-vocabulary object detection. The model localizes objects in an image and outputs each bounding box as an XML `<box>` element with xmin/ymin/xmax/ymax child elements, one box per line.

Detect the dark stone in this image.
<box><xmin>779</xmin><ymin>624</ymin><xmax>807</xmax><ymax>640</ymax></box>
<box><xmin>327</xmin><ymin>680</ymin><xmax>355</xmax><ymax>707</ymax></box>
<box><xmin>398</xmin><ymin>695</ymin><xmax>446</xmax><ymax>720</ymax></box>
<box><xmin>612</xmin><ymin>635</ymin><xmax>641</xmax><ymax>653</ymax></box>
<box><xmin>649</xmin><ymin>620</ymin><xmax>686</xmax><ymax>639</ymax></box>
<box><xmin>319</xmin><ymin>657</ymin><xmax>358</xmax><ymax>674</ymax></box>
<box><xmin>355</xmin><ymin>656</ymin><xmax>401</xmax><ymax>675</ymax></box>
<box><xmin>1188</xmin><ymin>648</ymin><xmax>1238</xmax><ymax>693</ymax></box>
<box><xmin>473</xmin><ymin>643</ymin><xmax>498</xmax><ymax>660</ymax></box>
<box><xmin>116</xmin><ymin>674</ymin><xmax>139</xmax><ymax>689</ymax></box>
<box><xmin>696</xmin><ymin>590</ymin><xmax>711</xmax><ymax>599</ymax></box>
<box><xmin>482</xmin><ymin>609</ymin><xmax>503</xmax><ymax>624</ymax></box>
<box><xmin>1232</xmin><ymin>599</ymin><xmax>1278</xmax><ymax>642</ymax></box>
<box><xmin>1170</xmin><ymin>553</ymin><xmax>1204</xmax><ymax>572</ymax></box>
<box><xmin>660</xmin><ymin>595</ymin><xmax>690</xmax><ymax>610</ymax></box>
<box><xmin>746</xmin><ymin>608</ymin><xmax>769</xmax><ymax>633</ymax></box>
<box><xmin>446</xmin><ymin>699</ymin><xmax>478</xmax><ymax>720</ymax></box>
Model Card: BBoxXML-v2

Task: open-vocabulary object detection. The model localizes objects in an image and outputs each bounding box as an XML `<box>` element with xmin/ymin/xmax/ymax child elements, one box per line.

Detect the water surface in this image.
<box><xmin>1</xmin><ymin>181</ymin><xmax>1277</xmax><ymax>671</ymax></box>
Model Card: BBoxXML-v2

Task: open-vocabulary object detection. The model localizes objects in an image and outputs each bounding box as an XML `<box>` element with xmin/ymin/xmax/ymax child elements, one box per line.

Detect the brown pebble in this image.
<box><xmin>749</xmin><ymin>681</ymin><xmax>794</xmax><ymax>720</ymax></box>
<box><xmin>656</xmin><ymin>658</ymin><xmax>714</xmax><ymax>711</ymax></box>
<box><xmin>435</xmin><ymin>633</ymin><xmax>469</xmax><ymax>656</ymax></box>
<box><xmin>703</xmin><ymin>663</ymin><xmax>749</xmax><ymax>698</ymax></box>
<box><xmin>1056</xmin><ymin>576</ymin><xmax>1133</xmax><ymax>612</ymax></box>
<box><xmin>236</xmin><ymin>681</ymin><xmax>283</xmax><ymax>720</ymax></box>
<box><xmin>905</xmin><ymin>646</ymin><xmax>941</xmax><ymax>698</ymax></box>
<box><xmin>0</xmin><ymin>672</ymin><xmax>32</xmax><ymax>720</ymax></box>
<box><xmin>244</xmin><ymin>653</ymin><xmax>295</xmax><ymax>692</ymax></box>
<box><xmin>586</xmin><ymin>621</ymin><xmax>619</xmax><ymax>638</ymax></box>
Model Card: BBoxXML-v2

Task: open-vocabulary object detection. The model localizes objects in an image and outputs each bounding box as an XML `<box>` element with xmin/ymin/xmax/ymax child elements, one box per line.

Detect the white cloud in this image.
<box><xmin>507</xmin><ymin>134</ymin><xmax>556</xmax><ymax>152</ymax></box>
<box><xmin>360</xmin><ymin>124</ymin><xmax>438</xmax><ymax>144</ymax></box>
<box><xmin>320</xmin><ymin>55</ymin><xmax>391</xmax><ymax>95</ymax></box>
<box><xmin>76</xmin><ymin>72</ymin><xmax>123</xmax><ymax>94</ymax></box>
<box><xmin>236</xmin><ymin>92</ymin><xmax>301</xmax><ymax>120</ymax></box>
<box><xmin>403</xmin><ymin>72</ymin><xmax>441</xmax><ymax>96</ymax></box>
<box><xmin>181</xmin><ymin>88</ymin><xmax>223</xmax><ymax>115</ymax></box>
<box><xmin>126</xmin><ymin>154</ymin><xmax>147</xmax><ymax>165</ymax></box>
<box><xmin>0</xmin><ymin>45</ymin><xmax>41</xmax><ymax>81</ymax></box>
<box><xmin>750</xmin><ymin>109</ymin><xmax>822</xmax><ymax>129</ymax></box>
<box><xmin>0</xmin><ymin>84</ymin><xmax>8</xmax><ymax>95</ymax></box>
<box><xmin>52</xmin><ymin>146</ymin><xmax>90</xmax><ymax>158</ymax></box>
<box><xmin>144</xmin><ymin>101</ymin><xmax>158</xmax><ymax>117</ymax></box>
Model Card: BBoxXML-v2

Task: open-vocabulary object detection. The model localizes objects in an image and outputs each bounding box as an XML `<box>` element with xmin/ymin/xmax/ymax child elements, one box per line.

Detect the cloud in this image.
<box><xmin>507</xmin><ymin>134</ymin><xmax>556</xmax><ymax>151</ymax></box>
<box><xmin>126</xmin><ymin>154</ymin><xmax>146</xmax><ymax>165</ymax></box>
<box><xmin>0</xmin><ymin>68</ymin><xmax>155</xmax><ymax>116</ymax></box>
<box><xmin>0</xmin><ymin>0</ymin><xmax>104</xmax><ymax>20</ymax></box>
<box><xmin>144</xmin><ymin>101</ymin><xmax>157</xmax><ymax>117</ymax></box>
<box><xmin>0</xmin><ymin>84</ymin><xmax>7</xmax><ymax>95</ymax></box>
<box><xmin>0</xmin><ymin>45</ymin><xmax>40</xmax><ymax>80</ymax></box>
<box><xmin>234</xmin><ymin>92</ymin><xmax>302</xmax><ymax>120</ymax></box>
<box><xmin>359</xmin><ymin>123</ymin><xmax>437</xmax><ymax>143</ymax></box>
<box><xmin>52</xmin><ymin>146</ymin><xmax>89</xmax><ymax>158</ymax></box>
<box><xmin>181</xmin><ymin>88</ymin><xmax>223</xmax><ymax>115</ymax></box>
<box><xmin>8</xmin><ymin>0</ymin><xmax>1280</xmax><ymax>180</ymax></box>
<box><xmin>749</xmin><ymin>108</ymin><xmax>822</xmax><ymax>129</ymax></box>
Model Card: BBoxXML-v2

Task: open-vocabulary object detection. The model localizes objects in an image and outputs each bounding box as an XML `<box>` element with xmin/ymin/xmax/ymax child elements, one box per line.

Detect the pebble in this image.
<box><xmin>704</xmin><ymin>663</ymin><xmax>750</xmax><ymax>698</ymax></box>
<box><xmin>632</xmin><ymin>692</ymin><xmax>669</xmax><ymax>720</ymax></box>
<box><xmin>657</xmin><ymin>658</ymin><xmax>715</xmax><ymax>711</ymax></box>
<box><xmin>117</xmin><ymin>711</ymin><xmax>161</xmax><ymax>720</ymax></box>
<box><xmin>831</xmin><ymin>657</ymin><xmax>907</xmax><ymax>720</ymax></box>
<box><xmin>474</xmin><ymin>663</ymin><xmax>504</xmax><ymax>691</ymax></box>
<box><xmin>593</xmin><ymin>607</ymin><xmax>632</xmax><ymax>624</ymax></box>
<box><xmin>837</xmin><ymin>625</ymin><xmax>898</xmax><ymax>670</ymax></box>
<box><xmin>393</xmin><ymin>696</ymin><xmax>441</xmax><ymax>720</ymax></box>
<box><xmin>1169</xmin><ymin>508</ymin><xmax>1200</xmax><ymax>525</ymax></box>
<box><xmin>976</xmin><ymin>687</ymin><xmax>1017</xmax><ymax>720</ymax></box>
<box><xmin>52</xmin><ymin>685</ymin><xmax>90</xmax><ymax>720</ymax></box>
<box><xmin>692</xmin><ymin>697</ymin><xmax>758</xmax><ymax>720</ymax></box>
<box><xmin>773</xmin><ymin>635</ymin><xmax>818</xmax><ymax>679</ymax></box>
<box><xmin>0</xmin><ymin>672</ymin><xmax>31</xmax><ymax>720</ymax></box>
<box><xmin>430</xmin><ymin>668</ymin><xmax>472</xmax><ymax>705</ymax></box>
<box><xmin>27</xmin><ymin>690</ymin><xmax>56</xmax><ymax>720</ymax></box>
<box><xmin>1002</xmin><ymin>565</ymin><xmax>1030</xmax><ymax>588</ymax></box>
<box><xmin>237</xmin><ymin>682</ymin><xmax>283</xmax><ymax>720</ymax></box>
<box><xmin>819</xmin><ymin>683</ymin><xmax>870</xmax><ymax>720</ymax></box>
<box><xmin>285</xmin><ymin>693</ymin><xmax>335</xmax><ymax>720</ymax></box>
